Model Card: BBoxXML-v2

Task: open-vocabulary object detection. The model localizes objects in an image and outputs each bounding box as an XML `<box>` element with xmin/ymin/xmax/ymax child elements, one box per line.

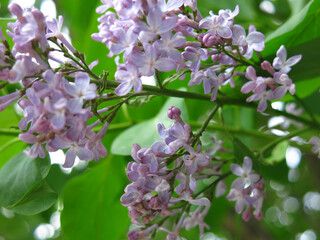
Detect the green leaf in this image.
<box><xmin>9</xmin><ymin>181</ymin><xmax>57</xmax><ymax>215</ymax></box>
<box><xmin>61</xmin><ymin>155</ymin><xmax>130</xmax><ymax>240</ymax></box>
<box><xmin>264</xmin><ymin>0</ymin><xmax>320</xmax><ymax>54</ymax></box>
<box><xmin>0</xmin><ymin>1</ymin><xmax>10</xmax><ymax>16</ymax></box>
<box><xmin>232</xmin><ymin>137</ymin><xmax>256</xmax><ymax>162</ymax></box>
<box><xmin>0</xmin><ymin>18</ymin><xmax>15</xmax><ymax>45</ymax></box>
<box><xmin>111</xmin><ymin>97</ymin><xmax>188</xmax><ymax>155</ymax></box>
<box><xmin>264</xmin><ymin>0</ymin><xmax>320</xmax><ymax>82</ymax></box>
<box><xmin>264</xmin><ymin>141</ymin><xmax>289</xmax><ymax>165</ymax></box>
<box><xmin>0</xmin><ymin>152</ymin><xmax>51</xmax><ymax>207</ymax></box>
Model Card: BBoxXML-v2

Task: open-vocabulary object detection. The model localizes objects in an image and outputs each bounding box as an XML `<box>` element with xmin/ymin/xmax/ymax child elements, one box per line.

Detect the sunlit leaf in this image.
<box><xmin>111</xmin><ymin>97</ymin><xmax>188</xmax><ymax>155</ymax></box>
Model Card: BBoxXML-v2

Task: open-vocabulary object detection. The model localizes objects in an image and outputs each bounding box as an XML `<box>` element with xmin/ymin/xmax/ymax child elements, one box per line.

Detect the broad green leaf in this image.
<box><xmin>111</xmin><ymin>97</ymin><xmax>188</xmax><ymax>155</ymax></box>
<box><xmin>288</xmin><ymin>0</ymin><xmax>307</xmax><ymax>15</ymax></box>
<box><xmin>9</xmin><ymin>181</ymin><xmax>57</xmax><ymax>215</ymax></box>
<box><xmin>264</xmin><ymin>141</ymin><xmax>289</xmax><ymax>164</ymax></box>
<box><xmin>263</xmin><ymin>0</ymin><xmax>320</xmax><ymax>83</ymax></box>
<box><xmin>264</xmin><ymin>0</ymin><xmax>320</xmax><ymax>54</ymax></box>
<box><xmin>61</xmin><ymin>155</ymin><xmax>130</xmax><ymax>240</ymax></box>
<box><xmin>0</xmin><ymin>152</ymin><xmax>51</xmax><ymax>207</ymax></box>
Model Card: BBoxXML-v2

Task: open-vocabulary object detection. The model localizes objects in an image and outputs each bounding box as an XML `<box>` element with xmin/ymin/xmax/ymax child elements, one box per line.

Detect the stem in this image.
<box><xmin>189</xmin><ymin>121</ymin><xmax>275</xmax><ymax>140</ymax></box>
<box><xmin>258</xmin><ymin>127</ymin><xmax>311</xmax><ymax>157</ymax></box>
<box><xmin>155</xmin><ymin>70</ymin><xmax>163</xmax><ymax>89</ymax></box>
<box><xmin>0</xmin><ymin>128</ymin><xmax>20</xmax><ymax>136</ymax></box>
<box><xmin>193</xmin><ymin>104</ymin><xmax>221</xmax><ymax>145</ymax></box>
<box><xmin>99</xmin><ymin>79</ymin><xmax>320</xmax><ymax>130</ymax></box>
<box><xmin>195</xmin><ymin>171</ymin><xmax>232</xmax><ymax>198</ymax></box>
<box><xmin>293</xmin><ymin>94</ymin><xmax>318</xmax><ymax>125</ymax></box>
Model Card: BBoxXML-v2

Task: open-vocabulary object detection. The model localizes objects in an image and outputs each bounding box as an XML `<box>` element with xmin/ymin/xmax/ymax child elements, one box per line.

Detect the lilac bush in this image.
<box><xmin>0</xmin><ymin>0</ymin><xmax>319</xmax><ymax>239</ymax></box>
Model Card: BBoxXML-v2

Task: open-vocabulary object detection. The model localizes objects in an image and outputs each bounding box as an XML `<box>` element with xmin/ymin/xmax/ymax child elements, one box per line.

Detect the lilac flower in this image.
<box><xmin>131</xmin><ymin>43</ymin><xmax>177</xmax><ymax>76</ymax></box>
<box><xmin>8</xmin><ymin>55</ymin><xmax>41</xmax><ymax>83</ymax></box>
<box><xmin>48</xmin><ymin>135</ymin><xmax>93</xmax><ymax>168</ymax></box>
<box><xmin>199</xmin><ymin>14</ymin><xmax>232</xmax><ymax>39</ymax></box>
<box><xmin>7</xmin><ymin>4</ymin><xmax>48</xmax><ymax>52</ymax></box>
<box><xmin>165</xmin><ymin>122</ymin><xmax>191</xmax><ymax>152</ymax></box>
<box><xmin>254</xmin><ymin>76</ymin><xmax>274</xmax><ymax>94</ymax></box>
<box><xmin>182</xmin><ymin>46</ymin><xmax>208</xmax><ymax>72</ymax></box>
<box><xmin>19</xmin><ymin>132</ymin><xmax>46</xmax><ymax>158</ymax></box>
<box><xmin>127</xmin><ymin>225</ymin><xmax>157</xmax><ymax>240</ymax></box>
<box><xmin>109</xmin><ymin>27</ymin><xmax>138</xmax><ymax>57</ymax></box>
<box><xmin>18</xmin><ymin>88</ymin><xmax>44</xmax><ymax>132</ymax></box>
<box><xmin>183</xmin><ymin>145</ymin><xmax>209</xmax><ymax>174</ymax></box>
<box><xmin>273</xmin><ymin>45</ymin><xmax>302</xmax><ymax>73</ymax></box>
<box><xmin>155</xmin><ymin>32</ymin><xmax>186</xmax><ymax>63</ymax></box>
<box><xmin>64</xmin><ymin>73</ymin><xmax>97</xmax><ymax>113</ymax></box>
<box><xmin>34</xmin><ymin>70</ymin><xmax>63</xmax><ymax>98</ymax></box>
<box><xmin>273</xmin><ymin>72</ymin><xmax>295</xmax><ymax>99</ymax></box>
<box><xmin>121</xmin><ymin>184</ymin><xmax>142</xmax><ymax>207</ymax></box>
<box><xmin>241</xmin><ymin>66</ymin><xmax>257</xmax><ymax>94</ymax></box>
<box><xmin>219</xmin><ymin>5</ymin><xmax>239</xmax><ymax>22</ymax></box>
<box><xmin>158</xmin><ymin>0</ymin><xmax>184</xmax><ymax>12</ymax></box>
<box><xmin>86</xmin><ymin>121</ymin><xmax>109</xmax><ymax>161</ymax></box>
<box><xmin>309</xmin><ymin>136</ymin><xmax>320</xmax><ymax>158</ymax></box>
<box><xmin>138</xmin><ymin>6</ymin><xmax>177</xmax><ymax>43</ymax></box>
<box><xmin>46</xmin><ymin>15</ymin><xmax>77</xmax><ymax>53</ymax></box>
<box><xmin>227</xmin><ymin>157</ymin><xmax>265</xmax><ymax>221</ymax></box>
<box><xmin>226</xmin><ymin>188</ymin><xmax>249</xmax><ymax>214</ymax></box>
<box><xmin>183</xmin><ymin>205</ymin><xmax>210</xmax><ymax>236</ymax></box>
<box><xmin>175</xmin><ymin>171</ymin><xmax>197</xmax><ymax>195</ymax></box>
<box><xmin>114</xmin><ymin>63</ymin><xmax>142</xmax><ymax>96</ymax></box>
<box><xmin>189</xmin><ymin>69</ymin><xmax>213</xmax><ymax>94</ymax></box>
<box><xmin>230</xmin><ymin>157</ymin><xmax>260</xmax><ymax>189</ymax></box>
<box><xmin>44</xmin><ymin>95</ymin><xmax>67</xmax><ymax>130</ymax></box>
<box><xmin>246</xmin><ymin>90</ymin><xmax>274</xmax><ymax>112</ymax></box>
<box><xmin>0</xmin><ymin>90</ymin><xmax>22</xmax><ymax>112</ymax></box>
<box><xmin>232</xmin><ymin>24</ymin><xmax>265</xmax><ymax>59</ymax></box>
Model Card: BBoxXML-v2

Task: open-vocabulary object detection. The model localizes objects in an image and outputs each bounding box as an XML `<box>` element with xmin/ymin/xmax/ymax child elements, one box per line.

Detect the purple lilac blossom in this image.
<box><xmin>309</xmin><ymin>136</ymin><xmax>320</xmax><ymax>159</ymax></box>
<box><xmin>227</xmin><ymin>157</ymin><xmax>265</xmax><ymax>221</ymax></box>
<box><xmin>121</xmin><ymin>106</ymin><xmax>228</xmax><ymax>239</ymax></box>
<box><xmin>273</xmin><ymin>45</ymin><xmax>302</xmax><ymax>73</ymax></box>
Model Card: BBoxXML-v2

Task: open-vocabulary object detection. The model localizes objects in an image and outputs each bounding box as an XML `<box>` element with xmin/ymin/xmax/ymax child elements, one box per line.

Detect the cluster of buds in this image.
<box><xmin>120</xmin><ymin>106</ymin><xmax>258</xmax><ymax>239</ymax></box>
<box><xmin>0</xmin><ymin>3</ymin><xmax>110</xmax><ymax>167</ymax></box>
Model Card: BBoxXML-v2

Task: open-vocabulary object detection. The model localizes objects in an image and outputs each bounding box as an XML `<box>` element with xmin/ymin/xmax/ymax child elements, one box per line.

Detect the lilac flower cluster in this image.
<box><xmin>226</xmin><ymin>157</ymin><xmax>265</xmax><ymax>221</ymax></box>
<box><xmin>121</xmin><ymin>106</ymin><xmax>231</xmax><ymax>239</ymax></box>
<box><xmin>93</xmin><ymin>1</ymin><xmax>302</xmax><ymax>112</ymax></box>
<box><xmin>0</xmin><ymin>3</ymin><xmax>108</xmax><ymax>167</ymax></box>
<box><xmin>242</xmin><ymin>46</ymin><xmax>301</xmax><ymax>112</ymax></box>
